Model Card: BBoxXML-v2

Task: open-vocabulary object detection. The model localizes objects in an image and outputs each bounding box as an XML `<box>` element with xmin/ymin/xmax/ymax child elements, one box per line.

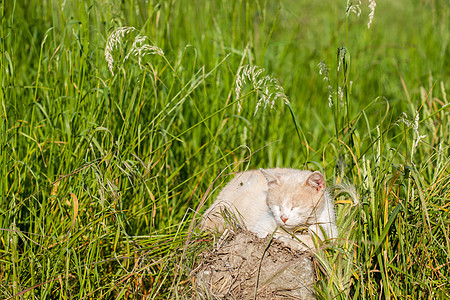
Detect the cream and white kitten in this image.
<box><xmin>201</xmin><ymin>168</ymin><xmax>337</xmax><ymax>251</ymax></box>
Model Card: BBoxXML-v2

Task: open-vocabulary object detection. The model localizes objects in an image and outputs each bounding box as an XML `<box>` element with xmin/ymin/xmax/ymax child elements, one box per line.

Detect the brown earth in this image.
<box><xmin>191</xmin><ymin>229</ymin><xmax>316</xmax><ymax>299</ymax></box>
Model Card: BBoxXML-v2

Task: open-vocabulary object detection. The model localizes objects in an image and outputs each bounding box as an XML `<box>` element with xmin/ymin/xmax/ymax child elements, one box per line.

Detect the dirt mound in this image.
<box><xmin>192</xmin><ymin>229</ymin><xmax>316</xmax><ymax>299</ymax></box>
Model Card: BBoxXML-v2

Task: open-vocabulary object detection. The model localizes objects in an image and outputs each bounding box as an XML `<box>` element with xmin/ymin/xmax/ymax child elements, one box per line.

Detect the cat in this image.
<box><xmin>201</xmin><ymin>168</ymin><xmax>338</xmax><ymax>251</ymax></box>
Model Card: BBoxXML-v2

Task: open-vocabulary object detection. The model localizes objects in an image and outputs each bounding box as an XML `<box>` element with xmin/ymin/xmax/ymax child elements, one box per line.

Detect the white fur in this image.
<box><xmin>201</xmin><ymin>168</ymin><xmax>338</xmax><ymax>251</ymax></box>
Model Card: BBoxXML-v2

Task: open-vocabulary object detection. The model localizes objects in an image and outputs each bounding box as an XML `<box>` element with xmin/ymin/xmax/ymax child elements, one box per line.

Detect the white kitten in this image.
<box><xmin>201</xmin><ymin>168</ymin><xmax>337</xmax><ymax>251</ymax></box>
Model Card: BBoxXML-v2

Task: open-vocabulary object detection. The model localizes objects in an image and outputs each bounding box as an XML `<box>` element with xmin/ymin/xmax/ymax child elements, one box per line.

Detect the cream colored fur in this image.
<box><xmin>201</xmin><ymin>168</ymin><xmax>337</xmax><ymax>251</ymax></box>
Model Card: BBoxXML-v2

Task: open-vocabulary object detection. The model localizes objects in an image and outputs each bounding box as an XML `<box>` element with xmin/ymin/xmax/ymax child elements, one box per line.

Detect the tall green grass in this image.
<box><xmin>1</xmin><ymin>0</ymin><xmax>449</xmax><ymax>298</ymax></box>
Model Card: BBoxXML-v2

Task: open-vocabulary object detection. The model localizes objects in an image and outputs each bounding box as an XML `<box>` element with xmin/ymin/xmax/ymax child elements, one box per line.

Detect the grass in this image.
<box><xmin>1</xmin><ymin>0</ymin><xmax>449</xmax><ymax>298</ymax></box>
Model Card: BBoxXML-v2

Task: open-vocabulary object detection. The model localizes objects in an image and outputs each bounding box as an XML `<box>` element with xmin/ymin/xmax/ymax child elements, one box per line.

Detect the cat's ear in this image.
<box><xmin>306</xmin><ymin>171</ymin><xmax>325</xmax><ymax>192</ymax></box>
<box><xmin>259</xmin><ymin>169</ymin><xmax>280</xmax><ymax>186</ymax></box>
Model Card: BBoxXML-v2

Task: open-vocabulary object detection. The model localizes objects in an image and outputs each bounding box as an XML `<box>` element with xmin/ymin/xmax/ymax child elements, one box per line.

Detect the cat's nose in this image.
<box><xmin>280</xmin><ymin>214</ymin><xmax>288</xmax><ymax>223</ymax></box>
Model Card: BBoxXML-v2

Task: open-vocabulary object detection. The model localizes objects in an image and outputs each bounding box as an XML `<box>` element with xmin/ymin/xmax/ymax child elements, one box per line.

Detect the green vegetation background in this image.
<box><xmin>1</xmin><ymin>0</ymin><xmax>448</xmax><ymax>298</ymax></box>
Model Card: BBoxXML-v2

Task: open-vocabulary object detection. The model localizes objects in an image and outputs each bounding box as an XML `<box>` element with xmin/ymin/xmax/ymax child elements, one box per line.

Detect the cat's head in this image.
<box><xmin>260</xmin><ymin>169</ymin><xmax>326</xmax><ymax>229</ymax></box>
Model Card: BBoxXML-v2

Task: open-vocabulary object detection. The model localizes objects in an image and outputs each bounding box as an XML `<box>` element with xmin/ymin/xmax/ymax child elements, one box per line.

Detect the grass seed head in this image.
<box><xmin>396</xmin><ymin>111</ymin><xmax>427</xmax><ymax>162</ymax></box>
<box><xmin>235</xmin><ymin>65</ymin><xmax>289</xmax><ymax>115</ymax></box>
<box><xmin>346</xmin><ymin>0</ymin><xmax>362</xmax><ymax>17</ymax></box>
<box><xmin>318</xmin><ymin>61</ymin><xmax>334</xmax><ymax>107</ymax></box>
<box><xmin>347</xmin><ymin>0</ymin><xmax>377</xmax><ymax>28</ymax></box>
<box><xmin>105</xmin><ymin>26</ymin><xmax>164</xmax><ymax>75</ymax></box>
<box><xmin>368</xmin><ymin>0</ymin><xmax>376</xmax><ymax>28</ymax></box>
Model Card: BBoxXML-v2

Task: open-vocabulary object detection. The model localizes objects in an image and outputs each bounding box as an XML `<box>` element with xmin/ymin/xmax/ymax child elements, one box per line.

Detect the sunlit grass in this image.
<box><xmin>0</xmin><ymin>0</ymin><xmax>449</xmax><ymax>298</ymax></box>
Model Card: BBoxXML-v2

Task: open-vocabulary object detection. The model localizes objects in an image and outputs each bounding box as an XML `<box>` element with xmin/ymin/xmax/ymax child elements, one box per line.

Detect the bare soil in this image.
<box><xmin>191</xmin><ymin>229</ymin><xmax>316</xmax><ymax>299</ymax></box>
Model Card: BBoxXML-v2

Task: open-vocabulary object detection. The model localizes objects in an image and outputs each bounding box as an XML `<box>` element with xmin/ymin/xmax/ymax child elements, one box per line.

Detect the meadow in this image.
<box><xmin>1</xmin><ymin>0</ymin><xmax>449</xmax><ymax>298</ymax></box>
